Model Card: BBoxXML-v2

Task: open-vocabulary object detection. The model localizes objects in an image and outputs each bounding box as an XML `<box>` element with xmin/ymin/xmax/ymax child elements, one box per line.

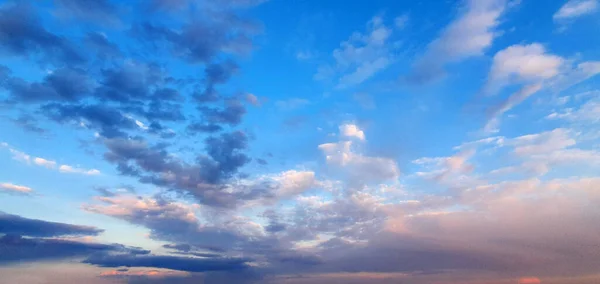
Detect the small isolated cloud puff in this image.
<box><xmin>339</xmin><ymin>124</ymin><xmax>365</xmax><ymax>141</ymax></box>
<box><xmin>59</xmin><ymin>165</ymin><xmax>101</xmax><ymax>175</ymax></box>
<box><xmin>553</xmin><ymin>0</ymin><xmax>598</xmax><ymax>20</ymax></box>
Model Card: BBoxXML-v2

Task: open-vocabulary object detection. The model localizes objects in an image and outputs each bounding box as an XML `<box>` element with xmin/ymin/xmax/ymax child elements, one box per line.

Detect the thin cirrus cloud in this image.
<box><xmin>481</xmin><ymin>43</ymin><xmax>600</xmax><ymax>132</ymax></box>
<box><xmin>1</xmin><ymin>143</ymin><xmax>101</xmax><ymax>176</ymax></box>
<box><xmin>407</xmin><ymin>0</ymin><xmax>509</xmax><ymax>84</ymax></box>
<box><xmin>553</xmin><ymin>0</ymin><xmax>598</xmax><ymax>20</ymax></box>
<box><xmin>0</xmin><ymin>182</ymin><xmax>33</xmax><ymax>194</ymax></box>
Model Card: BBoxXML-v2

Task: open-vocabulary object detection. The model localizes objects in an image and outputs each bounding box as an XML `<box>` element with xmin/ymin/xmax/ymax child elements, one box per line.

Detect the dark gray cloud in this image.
<box><xmin>194</xmin><ymin>60</ymin><xmax>239</xmax><ymax>102</ymax></box>
<box><xmin>163</xmin><ymin>243</ymin><xmax>193</xmax><ymax>252</ymax></box>
<box><xmin>187</xmin><ymin>122</ymin><xmax>223</xmax><ymax>135</ymax></box>
<box><xmin>199</xmin><ymin>100</ymin><xmax>246</xmax><ymax>126</ymax></box>
<box><xmin>0</xmin><ymin>2</ymin><xmax>85</xmax><ymax>66</ymax></box>
<box><xmin>102</xmin><ymin>131</ymin><xmax>250</xmax><ymax>198</ymax></box>
<box><xmin>1</xmin><ymin>67</ymin><xmax>94</xmax><ymax>103</ymax></box>
<box><xmin>84</xmin><ymin>253</ymin><xmax>250</xmax><ymax>273</ymax></box>
<box><xmin>42</xmin><ymin>103</ymin><xmax>138</xmax><ymax>138</ymax></box>
<box><xmin>204</xmin><ymin>131</ymin><xmax>250</xmax><ymax>180</ymax></box>
<box><xmin>12</xmin><ymin>114</ymin><xmax>47</xmax><ymax>134</ymax></box>
<box><xmin>85</xmin><ymin>32</ymin><xmax>122</xmax><ymax>59</ymax></box>
<box><xmin>0</xmin><ymin>234</ymin><xmax>115</xmax><ymax>264</ymax></box>
<box><xmin>0</xmin><ymin>211</ymin><xmax>103</xmax><ymax>237</ymax></box>
<box><xmin>132</xmin><ymin>18</ymin><xmax>256</xmax><ymax>64</ymax></box>
<box><xmin>95</xmin><ymin>62</ymin><xmax>163</xmax><ymax>103</ymax></box>
<box><xmin>54</xmin><ymin>0</ymin><xmax>119</xmax><ymax>26</ymax></box>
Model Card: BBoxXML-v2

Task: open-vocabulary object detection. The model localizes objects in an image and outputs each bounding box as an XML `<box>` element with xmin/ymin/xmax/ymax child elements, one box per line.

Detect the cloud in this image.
<box><xmin>482</xmin><ymin>43</ymin><xmax>600</xmax><ymax>132</ymax></box>
<box><xmin>0</xmin><ymin>2</ymin><xmax>85</xmax><ymax>66</ymax></box>
<box><xmin>186</xmin><ymin>122</ymin><xmax>223</xmax><ymax>135</ymax></box>
<box><xmin>319</xmin><ymin>125</ymin><xmax>399</xmax><ymax>185</ymax></box>
<box><xmin>1</xmin><ymin>143</ymin><xmax>101</xmax><ymax>175</ymax></box>
<box><xmin>101</xmin><ymin>133</ymin><xmax>251</xmax><ymax>207</ymax></box>
<box><xmin>315</xmin><ymin>16</ymin><xmax>394</xmax><ymax>88</ymax></box>
<box><xmin>199</xmin><ymin>99</ymin><xmax>247</xmax><ymax>126</ymax></box>
<box><xmin>194</xmin><ymin>60</ymin><xmax>238</xmax><ymax>102</ymax></box>
<box><xmin>0</xmin><ymin>235</ymin><xmax>116</xmax><ymax>264</ymax></box>
<box><xmin>553</xmin><ymin>0</ymin><xmax>598</xmax><ymax>20</ymax></box>
<box><xmin>132</xmin><ymin>18</ymin><xmax>257</xmax><ymax>64</ymax></box>
<box><xmin>0</xmin><ymin>67</ymin><xmax>95</xmax><ymax>103</ymax></box>
<box><xmin>490</xmin><ymin>128</ymin><xmax>600</xmax><ymax>177</ymax></box>
<box><xmin>485</xmin><ymin>44</ymin><xmax>563</xmax><ymax>93</ymax></box>
<box><xmin>59</xmin><ymin>165</ymin><xmax>101</xmax><ymax>175</ymax></box>
<box><xmin>0</xmin><ymin>211</ymin><xmax>103</xmax><ymax>237</ymax></box>
<box><xmin>0</xmin><ymin>183</ymin><xmax>33</xmax><ymax>194</ymax></box>
<box><xmin>84</xmin><ymin>32</ymin><xmax>122</xmax><ymax>59</ymax></box>
<box><xmin>546</xmin><ymin>93</ymin><xmax>600</xmax><ymax>122</ymax></box>
<box><xmin>34</xmin><ymin>157</ymin><xmax>57</xmax><ymax>168</ymax></box>
<box><xmin>518</xmin><ymin>277</ymin><xmax>542</xmax><ymax>284</ymax></box>
<box><xmin>42</xmin><ymin>103</ymin><xmax>138</xmax><ymax>138</ymax></box>
<box><xmin>409</xmin><ymin>0</ymin><xmax>507</xmax><ymax>83</ymax></box>
<box><xmin>99</xmin><ymin>268</ymin><xmax>190</xmax><ymax>279</ymax></box>
<box><xmin>339</xmin><ymin>124</ymin><xmax>365</xmax><ymax>141</ymax></box>
<box><xmin>53</xmin><ymin>0</ymin><xmax>120</xmax><ymax>26</ymax></box>
<box><xmin>484</xmin><ymin>83</ymin><xmax>543</xmax><ymax>132</ymax></box>
<box><xmin>270</xmin><ymin>170</ymin><xmax>316</xmax><ymax>198</ymax></box>
<box><xmin>84</xmin><ymin>253</ymin><xmax>249</xmax><ymax>273</ymax></box>
<box><xmin>11</xmin><ymin>114</ymin><xmax>47</xmax><ymax>134</ymax></box>
<box><xmin>83</xmin><ymin>193</ymin><xmax>263</xmax><ymax>253</ymax></box>
<box><xmin>275</xmin><ymin>98</ymin><xmax>310</xmax><ymax>110</ymax></box>
<box><xmin>0</xmin><ymin>212</ymin><xmax>147</xmax><ymax>265</ymax></box>
<box><xmin>245</xmin><ymin>93</ymin><xmax>261</xmax><ymax>106</ymax></box>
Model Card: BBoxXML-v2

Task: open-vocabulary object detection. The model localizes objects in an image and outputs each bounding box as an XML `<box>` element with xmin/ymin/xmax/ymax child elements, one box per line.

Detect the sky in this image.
<box><xmin>0</xmin><ymin>0</ymin><xmax>599</xmax><ymax>283</ymax></box>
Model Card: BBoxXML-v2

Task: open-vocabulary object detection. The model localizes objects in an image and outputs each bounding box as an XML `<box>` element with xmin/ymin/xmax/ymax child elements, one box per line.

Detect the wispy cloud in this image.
<box><xmin>1</xmin><ymin>143</ymin><xmax>101</xmax><ymax>176</ymax></box>
<box><xmin>554</xmin><ymin>0</ymin><xmax>598</xmax><ymax>20</ymax></box>
<box><xmin>0</xmin><ymin>183</ymin><xmax>33</xmax><ymax>194</ymax></box>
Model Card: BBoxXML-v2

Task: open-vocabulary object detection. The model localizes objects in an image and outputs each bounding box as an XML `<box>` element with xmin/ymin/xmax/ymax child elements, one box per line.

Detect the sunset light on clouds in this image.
<box><xmin>0</xmin><ymin>0</ymin><xmax>599</xmax><ymax>283</ymax></box>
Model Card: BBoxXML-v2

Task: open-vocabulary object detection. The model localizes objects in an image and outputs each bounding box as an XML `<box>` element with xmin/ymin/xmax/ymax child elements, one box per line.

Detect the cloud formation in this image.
<box><xmin>553</xmin><ymin>0</ymin><xmax>598</xmax><ymax>20</ymax></box>
<box><xmin>1</xmin><ymin>143</ymin><xmax>101</xmax><ymax>175</ymax></box>
<box><xmin>409</xmin><ymin>0</ymin><xmax>507</xmax><ymax>83</ymax></box>
<box><xmin>0</xmin><ymin>183</ymin><xmax>33</xmax><ymax>194</ymax></box>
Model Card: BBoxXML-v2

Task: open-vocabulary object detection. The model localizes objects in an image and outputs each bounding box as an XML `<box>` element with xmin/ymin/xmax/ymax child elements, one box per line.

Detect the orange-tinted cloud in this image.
<box><xmin>100</xmin><ymin>268</ymin><xmax>190</xmax><ymax>278</ymax></box>
<box><xmin>519</xmin><ymin>277</ymin><xmax>541</xmax><ymax>284</ymax></box>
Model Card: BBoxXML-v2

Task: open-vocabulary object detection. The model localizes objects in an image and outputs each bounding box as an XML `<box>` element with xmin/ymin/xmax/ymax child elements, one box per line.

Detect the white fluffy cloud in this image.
<box><xmin>486</xmin><ymin>43</ymin><xmax>563</xmax><ymax>92</ymax></box>
<box><xmin>319</xmin><ymin>125</ymin><xmax>399</xmax><ymax>185</ymax></box>
<box><xmin>339</xmin><ymin>124</ymin><xmax>365</xmax><ymax>141</ymax></box>
<box><xmin>271</xmin><ymin>170</ymin><xmax>316</xmax><ymax>198</ymax></box>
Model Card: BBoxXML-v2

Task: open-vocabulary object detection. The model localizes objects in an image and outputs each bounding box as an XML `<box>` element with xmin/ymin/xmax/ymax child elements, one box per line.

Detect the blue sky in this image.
<box><xmin>1</xmin><ymin>0</ymin><xmax>600</xmax><ymax>283</ymax></box>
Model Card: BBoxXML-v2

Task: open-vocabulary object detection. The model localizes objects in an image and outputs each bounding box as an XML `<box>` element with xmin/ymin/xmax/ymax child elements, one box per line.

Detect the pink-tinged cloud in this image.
<box><xmin>100</xmin><ymin>268</ymin><xmax>190</xmax><ymax>278</ymax></box>
<box><xmin>518</xmin><ymin>277</ymin><xmax>541</xmax><ymax>284</ymax></box>
<box><xmin>0</xmin><ymin>182</ymin><xmax>33</xmax><ymax>193</ymax></box>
